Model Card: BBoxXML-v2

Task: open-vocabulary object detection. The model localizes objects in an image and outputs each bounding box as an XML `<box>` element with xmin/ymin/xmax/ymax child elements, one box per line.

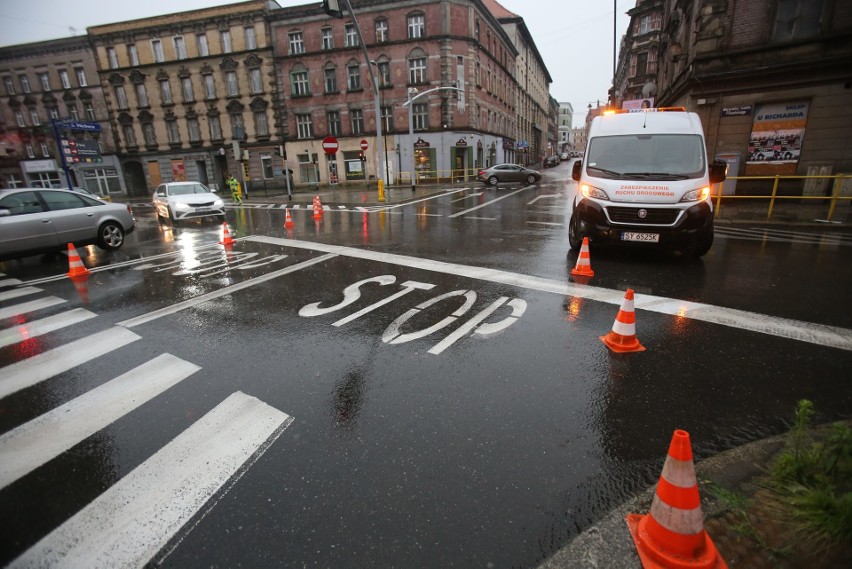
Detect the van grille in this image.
<box><xmin>606</xmin><ymin>206</ymin><xmax>681</xmax><ymax>225</ymax></box>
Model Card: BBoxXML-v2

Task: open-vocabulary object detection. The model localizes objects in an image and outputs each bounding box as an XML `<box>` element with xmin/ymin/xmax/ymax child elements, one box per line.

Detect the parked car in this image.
<box><xmin>0</xmin><ymin>187</ymin><xmax>135</xmax><ymax>260</ymax></box>
<box><xmin>477</xmin><ymin>164</ymin><xmax>542</xmax><ymax>186</ymax></box>
<box><xmin>152</xmin><ymin>181</ymin><xmax>225</xmax><ymax>224</ymax></box>
<box><xmin>544</xmin><ymin>156</ymin><xmax>560</xmax><ymax>168</ymax></box>
<box><xmin>560</xmin><ymin>152</ymin><xmax>569</xmax><ymax>160</ymax></box>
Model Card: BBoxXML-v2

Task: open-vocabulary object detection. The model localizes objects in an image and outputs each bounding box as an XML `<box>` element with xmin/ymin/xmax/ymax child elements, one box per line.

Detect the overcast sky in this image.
<box><xmin>0</xmin><ymin>0</ymin><xmax>632</xmax><ymax>122</ymax></box>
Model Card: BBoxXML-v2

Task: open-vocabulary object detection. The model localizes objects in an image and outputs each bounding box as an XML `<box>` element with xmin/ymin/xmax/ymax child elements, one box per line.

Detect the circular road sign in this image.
<box><xmin>322</xmin><ymin>136</ymin><xmax>339</xmax><ymax>154</ymax></box>
<box><xmin>360</xmin><ymin>139</ymin><xmax>369</xmax><ymax>150</ymax></box>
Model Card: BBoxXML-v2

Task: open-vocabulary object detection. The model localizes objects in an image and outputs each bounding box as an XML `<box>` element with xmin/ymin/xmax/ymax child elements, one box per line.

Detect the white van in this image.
<box><xmin>569</xmin><ymin>107</ymin><xmax>726</xmax><ymax>256</ymax></box>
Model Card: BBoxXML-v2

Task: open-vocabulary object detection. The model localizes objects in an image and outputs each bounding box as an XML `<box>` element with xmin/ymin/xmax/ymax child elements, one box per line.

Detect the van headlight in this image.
<box><xmin>581</xmin><ymin>184</ymin><xmax>611</xmax><ymax>200</ymax></box>
<box><xmin>681</xmin><ymin>186</ymin><xmax>710</xmax><ymax>202</ymax></box>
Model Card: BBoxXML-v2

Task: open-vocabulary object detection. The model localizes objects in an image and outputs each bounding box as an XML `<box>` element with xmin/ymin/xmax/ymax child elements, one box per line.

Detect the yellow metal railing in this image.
<box><xmin>711</xmin><ymin>174</ymin><xmax>852</xmax><ymax>222</ymax></box>
<box><xmin>399</xmin><ymin>168</ymin><xmax>481</xmax><ymax>184</ymax></box>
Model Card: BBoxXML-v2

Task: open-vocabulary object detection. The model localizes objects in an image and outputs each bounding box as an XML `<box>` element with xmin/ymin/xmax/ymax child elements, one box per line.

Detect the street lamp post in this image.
<box><xmin>402</xmin><ymin>85</ymin><xmax>463</xmax><ymax>192</ymax></box>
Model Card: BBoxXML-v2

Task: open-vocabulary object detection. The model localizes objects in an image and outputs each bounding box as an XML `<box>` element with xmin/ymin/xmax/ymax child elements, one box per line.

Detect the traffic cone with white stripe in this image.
<box><xmin>313</xmin><ymin>195</ymin><xmax>324</xmax><ymax>219</ymax></box>
<box><xmin>600</xmin><ymin>288</ymin><xmax>645</xmax><ymax>352</ymax></box>
<box><xmin>220</xmin><ymin>222</ymin><xmax>235</xmax><ymax>246</ymax></box>
<box><xmin>626</xmin><ymin>430</ymin><xmax>727</xmax><ymax>569</ymax></box>
<box><xmin>284</xmin><ymin>208</ymin><xmax>294</xmax><ymax>228</ymax></box>
<box><xmin>66</xmin><ymin>243</ymin><xmax>90</xmax><ymax>278</ymax></box>
<box><xmin>570</xmin><ymin>237</ymin><xmax>594</xmax><ymax>278</ymax></box>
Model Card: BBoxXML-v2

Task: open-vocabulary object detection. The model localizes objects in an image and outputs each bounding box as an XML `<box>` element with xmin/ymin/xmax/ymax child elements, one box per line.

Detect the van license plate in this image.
<box><xmin>621</xmin><ymin>232</ymin><xmax>659</xmax><ymax>243</ymax></box>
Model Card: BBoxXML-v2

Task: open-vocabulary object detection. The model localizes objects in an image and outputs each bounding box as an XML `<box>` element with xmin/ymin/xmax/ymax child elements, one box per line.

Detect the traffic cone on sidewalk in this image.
<box><xmin>570</xmin><ymin>237</ymin><xmax>595</xmax><ymax>278</ymax></box>
<box><xmin>600</xmin><ymin>288</ymin><xmax>645</xmax><ymax>353</ymax></box>
<box><xmin>66</xmin><ymin>243</ymin><xmax>90</xmax><ymax>278</ymax></box>
<box><xmin>626</xmin><ymin>430</ymin><xmax>727</xmax><ymax>569</ymax></box>
<box><xmin>313</xmin><ymin>195</ymin><xmax>324</xmax><ymax>219</ymax></box>
<box><xmin>284</xmin><ymin>208</ymin><xmax>294</xmax><ymax>228</ymax></box>
<box><xmin>220</xmin><ymin>222</ymin><xmax>236</xmax><ymax>246</ymax></box>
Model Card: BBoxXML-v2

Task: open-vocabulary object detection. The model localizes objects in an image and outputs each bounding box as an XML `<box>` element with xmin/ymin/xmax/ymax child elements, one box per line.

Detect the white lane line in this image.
<box><xmin>527</xmin><ymin>221</ymin><xmax>563</xmax><ymax>226</ymax></box>
<box><xmin>0</xmin><ymin>327</ymin><xmax>141</xmax><ymax>400</ymax></box>
<box><xmin>465</xmin><ymin>216</ymin><xmax>497</xmax><ymax>220</ymax></box>
<box><xmin>451</xmin><ymin>192</ymin><xmax>484</xmax><ymax>203</ymax></box>
<box><xmin>0</xmin><ymin>296</ymin><xmax>66</xmax><ymax>320</ymax></box>
<box><xmin>375</xmin><ymin>188</ymin><xmax>469</xmax><ymax>211</ymax></box>
<box><xmin>450</xmin><ymin>186</ymin><xmax>533</xmax><ymax>218</ymax></box>
<box><xmin>0</xmin><ymin>286</ymin><xmax>42</xmax><ymax>302</ymax></box>
<box><xmin>0</xmin><ymin>353</ymin><xmax>200</xmax><ymax>490</ymax></box>
<box><xmin>248</xmin><ymin>235</ymin><xmax>852</xmax><ymax>351</ymax></box>
<box><xmin>117</xmin><ymin>253</ymin><xmax>337</xmax><ymax>329</ymax></box>
<box><xmin>9</xmin><ymin>391</ymin><xmax>293</xmax><ymax>569</ymax></box>
<box><xmin>527</xmin><ymin>194</ymin><xmax>559</xmax><ymax>205</ymax></box>
<box><xmin>0</xmin><ymin>278</ymin><xmax>23</xmax><ymax>287</ymax></box>
<box><xmin>0</xmin><ymin>308</ymin><xmax>98</xmax><ymax>349</ymax></box>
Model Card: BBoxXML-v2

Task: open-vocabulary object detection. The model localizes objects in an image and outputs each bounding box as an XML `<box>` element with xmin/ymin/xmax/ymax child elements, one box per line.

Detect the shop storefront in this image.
<box><xmin>21</xmin><ymin>159</ymin><xmax>62</xmax><ymax>187</ymax></box>
<box><xmin>413</xmin><ymin>138</ymin><xmax>435</xmax><ymax>180</ymax></box>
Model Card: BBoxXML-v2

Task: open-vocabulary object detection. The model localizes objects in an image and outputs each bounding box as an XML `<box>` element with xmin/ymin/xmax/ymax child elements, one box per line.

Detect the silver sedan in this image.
<box><xmin>0</xmin><ymin>188</ymin><xmax>135</xmax><ymax>260</ymax></box>
<box><xmin>152</xmin><ymin>182</ymin><xmax>226</xmax><ymax>224</ymax></box>
<box><xmin>476</xmin><ymin>164</ymin><xmax>542</xmax><ymax>186</ymax></box>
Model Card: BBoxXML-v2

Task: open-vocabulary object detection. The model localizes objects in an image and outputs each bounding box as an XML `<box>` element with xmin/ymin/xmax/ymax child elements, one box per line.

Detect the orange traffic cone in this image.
<box><xmin>66</xmin><ymin>243</ymin><xmax>90</xmax><ymax>278</ymax></box>
<box><xmin>313</xmin><ymin>195</ymin><xmax>324</xmax><ymax>219</ymax></box>
<box><xmin>600</xmin><ymin>288</ymin><xmax>645</xmax><ymax>352</ymax></box>
<box><xmin>284</xmin><ymin>208</ymin><xmax>294</xmax><ymax>228</ymax></box>
<box><xmin>626</xmin><ymin>430</ymin><xmax>727</xmax><ymax>569</ymax></box>
<box><xmin>570</xmin><ymin>237</ymin><xmax>594</xmax><ymax>278</ymax></box>
<box><xmin>220</xmin><ymin>222</ymin><xmax>236</xmax><ymax>246</ymax></box>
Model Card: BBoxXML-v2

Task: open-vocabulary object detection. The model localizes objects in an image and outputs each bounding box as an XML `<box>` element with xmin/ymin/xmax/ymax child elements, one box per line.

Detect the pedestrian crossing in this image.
<box><xmin>715</xmin><ymin>225</ymin><xmax>852</xmax><ymax>246</ymax></box>
<box><xmin>0</xmin><ymin>272</ymin><xmax>294</xmax><ymax>566</ymax></box>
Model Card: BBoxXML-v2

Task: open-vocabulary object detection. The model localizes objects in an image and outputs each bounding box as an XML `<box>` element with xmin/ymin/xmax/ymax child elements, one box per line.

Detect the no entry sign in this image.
<box><xmin>360</xmin><ymin>139</ymin><xmax>369</xmax><ymax>150</ymax></box>
<box><xmin>322</xmin><ymin>136</ymin><xmax>339</xmax><ymax>154</ymax></box>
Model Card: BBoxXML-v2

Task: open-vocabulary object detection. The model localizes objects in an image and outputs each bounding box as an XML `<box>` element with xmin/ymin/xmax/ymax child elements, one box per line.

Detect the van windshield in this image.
<box><xmin>586</xmin><ymin>134</ymin><xmax>706</xmax><ymax>180</ymax></box>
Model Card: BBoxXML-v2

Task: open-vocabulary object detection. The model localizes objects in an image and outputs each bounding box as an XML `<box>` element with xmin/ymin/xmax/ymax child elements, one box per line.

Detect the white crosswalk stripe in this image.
<box><xmin>0</xmin><ymin>353</ymin><xmax>200</xmax><ymax>490</ymax></box>
<box><xmin>715</xmin><ymin>226</ymin><xmax>852</xmax><ymax>246</ymax></box>
<box><xmin>0</xmin><ymin>296</ymin><xmax>66</xmax><ymax>320</ymax></box>
<box><xmin>0</xmin><ymin>286</ymin><xmax>42</xmax><ymax>302</ymax></box>
<box><xmin>0</xmin><ymin>308</ymin><xmax>97</xmax><ymax>349</ymax></box>
<box><xmin>9</xmin><ymin>391</ymin><xmax>293</xmax><ymax>569</ymax></box>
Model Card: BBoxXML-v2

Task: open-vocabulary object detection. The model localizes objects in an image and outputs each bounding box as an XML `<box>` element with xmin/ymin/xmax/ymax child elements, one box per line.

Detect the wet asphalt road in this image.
<box><xmin>1</xmin><ymin>165</ymin><xmax>851</xmax><ymax>567</ymax></box>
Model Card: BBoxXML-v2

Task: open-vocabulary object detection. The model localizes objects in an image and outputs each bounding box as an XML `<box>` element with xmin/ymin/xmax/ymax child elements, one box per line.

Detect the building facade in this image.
<box><xmin>0</xmin><ymin>37</ymin><xmax>121</xmax><ymax>195</ymax></box>
<box><xmin>558</xmin><ymin>101</ymin><xmax>573</xmax><ymax>151</ymax></box>
<box><xmin>87</xmin><ymin>0</ymin><xmax>282</xmax><ymax>196</ymax></box>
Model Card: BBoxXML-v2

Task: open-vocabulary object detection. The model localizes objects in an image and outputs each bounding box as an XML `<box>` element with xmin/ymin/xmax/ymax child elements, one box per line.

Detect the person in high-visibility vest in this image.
<box><xmin>226</xmin><ymin>174</ymin><xmax>242</xmax><ymax>204</ymax></box>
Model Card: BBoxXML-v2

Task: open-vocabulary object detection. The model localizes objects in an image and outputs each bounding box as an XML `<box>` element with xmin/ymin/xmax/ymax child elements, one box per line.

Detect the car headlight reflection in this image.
<box><xmin>581</xmin><ymin>184</ymin><xmax>610</xmax><ymax>201</ymax></box>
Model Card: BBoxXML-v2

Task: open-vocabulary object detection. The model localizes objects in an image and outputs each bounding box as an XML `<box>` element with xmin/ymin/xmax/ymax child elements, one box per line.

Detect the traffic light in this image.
<box><xmin>242</xmin><ymin>160</ymin><xmax>250</xmax><ymax>180</ymax></box>
<box><xmin>359</xmin><ymin>151</ymin><xmax>365</xmax><ymax>162</ymax></box>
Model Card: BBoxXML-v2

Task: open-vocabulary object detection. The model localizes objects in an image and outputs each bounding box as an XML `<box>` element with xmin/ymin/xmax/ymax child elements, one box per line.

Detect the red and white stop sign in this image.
<box><xmin>322</xmin><ymin>136</ymin><xmax>339</xmax><ymax>154</ymax></box>
<box><xmin>360</xmin><ymin>139</ymin><xmax>368</xmax><ymax>150</ymax></box>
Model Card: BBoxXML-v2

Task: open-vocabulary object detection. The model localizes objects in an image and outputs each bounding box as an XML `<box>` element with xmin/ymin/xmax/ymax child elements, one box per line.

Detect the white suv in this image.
<box><xmin>153</xmin><ymin>182</ymin><xmax>225</xmax><ymax>224</ymax></box>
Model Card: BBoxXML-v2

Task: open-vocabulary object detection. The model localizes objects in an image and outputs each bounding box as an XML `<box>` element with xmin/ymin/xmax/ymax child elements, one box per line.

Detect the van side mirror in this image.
<box><xmin>709</xmin><ymin>159</ymin><xmax>728</xmax><ymax>184</ymax></box>
<box><xmin>571</xmin><ymin>160</ymin><xmax>582</xmax><ymax>182</ymax></box>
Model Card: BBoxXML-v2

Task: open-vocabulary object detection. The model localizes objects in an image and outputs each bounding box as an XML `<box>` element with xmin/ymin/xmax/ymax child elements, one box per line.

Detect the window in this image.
<box><xmin>197</xmin><ymin>34</ymin><xmax>209</xmax><ymax>57</ymax></box>
<box><xmin>38</xmin><ymin>72</ymin><xmax>50</xmax><ymax>91</ymax></box>
<box><xmin>375</xmin><ymin>19</ymin><xmax>388</xmax><ymax>43</ymax></box>
<box><xmin>204</xmin><ymin>74</ymin><xmax>216</xmax><ymax>99</ymax></box>
<box><xmin>408</xmin><ymin>57</ymin><xmax>426</xmax><ymax>84</ymax></box>
<box><xmin>209</xmin><ymin>115</ymin><xmax>222</xmax><ymax>140</ymax></box>
<box><xmin>327</xmin><ymin>110</ymin><xmax>341</xmax><ymax>136</ymax></box>
<box><xmin>122</xmin><ymin>124</ymin><xmax>137</xmax><ymax>147</ymax></box>
<box><xmin>773</xmin><ymin>0</ymin><xmax>823</xmax><ymax>41</ymax></box>
<box><xmin>15</xmin><ymin>110</ymin><xmax>26</xmax><ymax>127</ymax></box>
<box><xmin>350</xmin><ymin>108</ymin><xmax>364</xmax><ymax>134</ymax></box>
<box><xmin>381</xmin><ymin>105</ymin><xmax>393</xmax><ymax>132</ymax></box>
<box><xmin>296</xmin><ymin>113</ymin><xmax>313</xmax><ymax>139</ymax></box>
<box><xmin>413</xmin><ymin>103</ymin><xmax>428</xmax><ymax>130</ymax></box>
<box><xmin>48</xmin><ymin>106</ymin><xmax>60</xmax><ymax>119</ymax></box>
<box><xmin>226</xmin><ymin>71</ymin><xmax>239</xmax><ymax>96</ymax></box>
<box><xmin>19</xmin><ymin>75</ymin><xmax>31</xmax><ymax>93</ymax></box>
<box><xmin>59</xmin><ymin>70</ymin><xmax>71</xmax><ymax>89</ymax></box>
<box><xmin>634</xmin><ymin>52</ymin><xmax>648</xmax><ymax>76</ymax></box>
<box><xmin>26</xmin><ymin>144</ymin><xmax>35</xmax><ymax>158</ymax></box>
<box><xmin>152</xmin><ymin>40</ymin><xmax>164</xmax><ymax>63</ymax></box>
<box><xmin>40</xmin><ymin>142</ymin><xmax>50</xmax><ymax>157</ymax></box>
<box><xmin>250</xmin><ymin>68</ymin><xmax>263</xmax><ymax>94</ymax></box>
<box><xmin>345</xmin><ymin>24</ymin><xmax>359</xmax><ymax>47</ymax></box>
<box><xmin>69</xmin><ymin>104</ymin><xmax>79</xmax><ymax>120</ymax></box>
<box><xmin>347</xmin><ymin>64</ymin><xmax>361</xmax><ymax>90</ymax></box>
<box><xmin>638</xmin><ymin>14</ymin><xmax>652</xmax><ymax>35</ymax></box>
<box><xmin>30</xmin><ymin>109</ymin><xmax>41</xmax><ymax>126</ymax></box>
<box><xmin>254</xmin><ymin>111</ymin><xmax>269</xmax><ymax>136</ymax></box>
<box><xmin>245</xmin><ymin>26</ymin><xmax>257</xmax><ymax>50</ymax></box>
<box><xmin>128</xmin><ymin>44</ymin><xmax>140</xmax><ymax>66</ymax></box>
<box><xmin>136</xmin><ymin>83</ymin><xmax>149</xmax><ymax>107</ymax></box>
<box><xmin>115</xmin><ymin>85</ymin><xmax>128</xmax><ymax>109</ymax></box>
<box><xmin>174</xmin><ymin>36</ymin><xmax>187</xmax><ymax>60</ymax></box>
<box><xmin>261</xmin><ymin>156</ymin><xmax>273</xmax><ymax>179</ymax></box>
<box><xmin>321</xmin><ymin>28</ymin><xmax>334</xmax><ymax>50</ymax></box>
<box><xmin>75</xmin><ymin>68</ymin><xmax>87</xmax><ymax>87</ymax></box>
<box><xmin>85</xmin><ymin>104</ymin><xmax>95</xmax><ymax>120</ymax></box>
<box><xmin>291</xmin><ymin>70</ymin><xmax>309</xmax><ymax>96</ymax></box>
<box><xmin>187</xmin><ymin>117</ymin><xmax>201</xmax><ymax>142</ymax></box>
<box><xmin>181</xmin><ymin>77</ymin><xmax>194</xmax><ymax>102</ymax></box>
<box><xmin>160</xmin><ymin>80</ymin><xmax>173</xmax><ymax>104</ymax></box>
<box><xmin>3</xmin><ymin>76</ymin><xmax>14</xmax><ymax>95</ymax></box>
<box><xmin>230</xmin><ymin>113</ymin><xmax>244</xmax><ymax>138</ymax></box>
<box><xmin>289</xmin><ymin>32</ymin><xmax>304</xmax><ymax>55</ymax></box>
<box><xmin>221</xmin><ymin>31</ymin><xmax>232</xmax><ymax>53</ymax></box>
<box><xmin>377</xmin><ymin>61</ymin><xmax>390</xmax><ymax>87</ymax></box>
<box><xmin>143</xmin><ymin>123</ymin><xmax>156</xmax><ymax>146</ymax></box>
<box><xmin>107</xmin><ymin>47</ymin><xmax>119</xmax><ymax>69</ymax></box>
<box><xmin>324</xmin><ymin>67</ymin><xmax>337</xmax><ymax>93</ymax></box>
<box><xmin>408</xmin><ymin>14</ymin><xmax>425</xmax><ymax>38</ymax></box>
<box><xmin>167</xmin><ymin>120</ymin><xmax>180</xmax><ymax>143</ymax></box>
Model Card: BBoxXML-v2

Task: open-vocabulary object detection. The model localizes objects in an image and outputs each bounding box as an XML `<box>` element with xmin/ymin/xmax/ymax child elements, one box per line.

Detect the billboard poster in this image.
<box><xmin>746</xmin><ymin>102</ymin><xmax>808</xmax><ymax>164</ymax></box>
<box><xmin>170</xmin><ymin>159</ymin><xmax>187</xmax><ymax>181</ymax></box>
<box><xmin>622</xmin><ymin>98</ymin><xmax>654</xmax><ymax>110</ymax></box>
